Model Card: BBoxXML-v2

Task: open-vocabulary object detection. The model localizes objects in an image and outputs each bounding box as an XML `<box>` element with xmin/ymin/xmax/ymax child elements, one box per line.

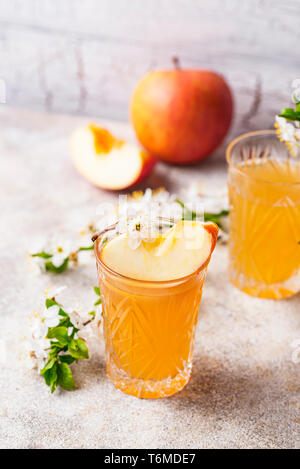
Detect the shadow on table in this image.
<box><xmin>169</xmin><ymin>354</ymin><xmax>283</xmax><ymax>418</ymax></box>
<box><xmin>75</xmin><ymin>353</ymin><xmax>107</xmax><ymax>389</ymax></box>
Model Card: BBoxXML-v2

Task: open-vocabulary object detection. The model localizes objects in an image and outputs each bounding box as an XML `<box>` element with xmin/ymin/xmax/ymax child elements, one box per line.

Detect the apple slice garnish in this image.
<box><xmin>70</xmin><ymin>124</ymin><xmax>156</xmax><ymax>190</ymax></box>
<box><xmin>100</xmin><ymin>220</ymin><xmax>219</xmax><ymax>281</ymax></box>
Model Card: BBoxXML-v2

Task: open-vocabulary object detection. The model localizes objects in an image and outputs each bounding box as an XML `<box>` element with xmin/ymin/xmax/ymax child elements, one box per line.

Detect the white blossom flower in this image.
<box><xmin>22</xmin><ymin>285</ymin><xmax>104</xmax><ymax>379</ymax></box>
<box><xmin>31</xmin><ymin>315</ymin><xmax>48</xmax><ymax>340</ymax></box>
<box><xmin>44</xmin><ymin>285</ymin><xmax>67</xmax><ymax>299</ymax></box>
<box><xmin>33</xmin><ymin>337</ymin><xmax>50</xmax><ymax>371</ymax></box>
<box><xmin>118</xmin><ymin>212</ymin><xmax>159</xmax><ymax>249</ymax></box>
<box><xmin>49</xmin><ymin>238</ymin><xmax>74</xmax><ymax>267</ymax></box>
<box><xmin>19</xmin><ymin>340</ymin><xmax>38</xmax><ymax>370</ymax></box>
<box><xmin>67</xmin><ymin>309</ymin><xmax>83</xmax><ymax>329</ymax></box>
<box><xmin>113</xmin><ymin>188</ymin><xmax>185</xmax><ymax>249</ymax></box>
<box><xmin>28</xmin><ymin>235</ymin><xmax>77</xmax><ymax>272</ymax></box>
<box><xmin>276</xmin><ymin>116</ymin><xmax>295</xmax><ymax>140</ymax></box>
<box><xmin>21</xmin><ymin>313</ymin><xmax>51</xmax><ymax>371</ymax></box>
<box><xmin>275</xmin><ymin>116</ymin><xmax>300</xmax><ymax>157</ymax></box>
<box><xmin>43</xmin><ymin>305</ymin><xmax>60</xmax><ymax>328</ymax></box>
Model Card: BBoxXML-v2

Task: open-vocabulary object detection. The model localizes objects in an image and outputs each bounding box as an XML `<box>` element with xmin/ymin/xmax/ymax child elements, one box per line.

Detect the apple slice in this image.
<box><xmin>70</xmin><ymin>124</ymin><xmax>156</xmax><ymax>190</ymax></box>
<box><xmin>100</xmin><ymin>220</ymin><xmax>219</xmax><ymax>281</ymax></box>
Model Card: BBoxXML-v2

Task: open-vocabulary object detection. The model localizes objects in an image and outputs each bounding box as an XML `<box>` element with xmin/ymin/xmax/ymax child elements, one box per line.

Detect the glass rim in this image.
<box><xmin>92</xmin><ymin>219</ymin><xmax>209</xmax><ymax>286</ymax></box>
<box><xmin>226</xmin><ymin>129</ymin><xmax>300</xmax><ymax>186</ymax></box>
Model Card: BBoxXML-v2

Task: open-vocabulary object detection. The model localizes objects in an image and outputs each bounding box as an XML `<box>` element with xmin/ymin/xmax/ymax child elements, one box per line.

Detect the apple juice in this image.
<box><xmin>94</xmin><ymin>220</ymin><xmax>218</xmax><ymax>398</ymax></box>
<box><xmin>228</xmin><ymin>157</ymin><xmax>300</xmax><ymax>299</ymax></box>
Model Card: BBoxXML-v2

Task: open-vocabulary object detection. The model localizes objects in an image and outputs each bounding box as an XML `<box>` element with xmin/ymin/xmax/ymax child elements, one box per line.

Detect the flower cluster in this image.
<box><xmin>275</xmin><ymin>79</ymin><xmax>300</xmax><ymax>157</ymax></box>
<box><xmin>21</xmin><ymin>286</ymin><xmax>102</xmax><ymax>392</ymax></box>
<box><xmin>28</xmin><ymin>226</ymin><xmax>96</xmax><ymax>274</ymax></box>
<box><xmin>28</xmin><ymin>185</ymin><xmax>229</xmax><ymax>277</ymax></box>
<box><xmin>114</xmin><ymin>188</ymin><xmax>182</xmax><ymax>249</ymax></box>
<box><xmin>110</xmin><ymin>186</ymin><xmax>229</xmax><ymax>249</ymax></box>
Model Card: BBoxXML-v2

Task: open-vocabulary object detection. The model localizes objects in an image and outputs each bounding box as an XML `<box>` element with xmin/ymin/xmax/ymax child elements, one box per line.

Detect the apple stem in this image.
<box><xmin>172</xmin><ymin>56</ymin><xmax>181</xmax><ymax>70</ymax></box>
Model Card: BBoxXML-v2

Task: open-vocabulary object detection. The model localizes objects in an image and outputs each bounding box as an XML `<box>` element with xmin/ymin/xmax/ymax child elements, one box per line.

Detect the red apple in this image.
<box><xmin>70</xmin><ymin>124</ymin><xmax>156</xmax><ymax>190</ymax></box>
<box><xmin>130</xmin><ymin>59</ymin><xmax>233</xmax><ymax>165</ymax></box>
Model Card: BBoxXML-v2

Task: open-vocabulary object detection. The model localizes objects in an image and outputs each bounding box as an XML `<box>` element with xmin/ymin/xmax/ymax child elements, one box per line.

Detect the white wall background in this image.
<box><xmin>0</xmin><ymin>0</ymin><xmax>299</xmax><ymax>131</ymax></box>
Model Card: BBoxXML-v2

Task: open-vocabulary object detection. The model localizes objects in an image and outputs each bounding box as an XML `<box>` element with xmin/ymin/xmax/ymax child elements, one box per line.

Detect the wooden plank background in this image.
<box><xmin>0</xmin><ymin>0</ymin><xmax>299</xmax><ymax>132</ymax></box>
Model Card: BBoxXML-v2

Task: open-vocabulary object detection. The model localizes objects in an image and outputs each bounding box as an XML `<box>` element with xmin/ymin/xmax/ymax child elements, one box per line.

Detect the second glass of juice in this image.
<box><xmin>227</xmin><ymin>130</ymin><xmax>300</xmax><ymax>299</ymax></box>
<box><xmin>93</xmin><ymin>220</ymin><xmax>218</xmax><ymax>398</ymax></box>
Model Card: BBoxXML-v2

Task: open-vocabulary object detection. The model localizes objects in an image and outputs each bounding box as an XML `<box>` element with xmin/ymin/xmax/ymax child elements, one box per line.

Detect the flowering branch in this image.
<box><xmin>28</xmin><ymin>225</ymin><xmax>95</xmax><ymax>274</ymax></box>
<box><xmin>275</xmin><ymin>79</ymin><xmax>300</xmax><ymax>157</ymax></box>
<box><xmin>175</xmin><ymin>198</ymin><xmax>229</xmax><ymax>228</ymax></box>
<box><xmin>24</xmin><ymin>286</ymin><xmax>102</xmax><ymax>393</ymax></box>
<box><xmin>27</xmin><ymin>186</ymin><xmax>230</xmax><ymax>275</ymax></box>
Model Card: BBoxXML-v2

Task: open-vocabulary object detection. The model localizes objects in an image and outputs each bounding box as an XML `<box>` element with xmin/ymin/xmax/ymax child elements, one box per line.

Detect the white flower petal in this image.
<box><xmin>32</xmin><ymin>320</ymin><xmax>48</xmax><ymax>340</ymax></box>
<box><xmin>51</xmin><ymin>254</ymin><xmax>66</xmax><ymax>267</ymax></box>
<box><xmin>44</xmin><ymin>285</ymin><xmax>67</xmax><ymax>301</ymax></box>
<box><xmin>44</xmin><ymin>305</ymin><xmax>60</xmax><ymax>319</ymax></box>
<box><xmin>44</xmin><ymin>316</ymin><xmax>60</xmax><ymax>328</ymax></box>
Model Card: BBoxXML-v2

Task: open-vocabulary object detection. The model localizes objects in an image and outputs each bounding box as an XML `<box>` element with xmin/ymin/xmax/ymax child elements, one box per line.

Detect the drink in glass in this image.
<box><xmin>93</xmin><ymin>220</ymin><xmax>218</xmax><ymax>398</ymax></box>
<box><xmin>227</xmin><ymin>130</ymin><xmax>300</xmax><ymax>299</ymax></box>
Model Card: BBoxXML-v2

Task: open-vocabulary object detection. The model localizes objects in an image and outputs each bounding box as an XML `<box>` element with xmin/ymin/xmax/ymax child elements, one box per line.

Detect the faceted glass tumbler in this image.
<box><xmin>226</xmin><ymin>130</ymin><xmax>300</xmax><ymax>299</ymax></box>
<box><xmin>93</xmin><ymin>224</ymin><xmax>207</xmax><ymax>399</ymax></box>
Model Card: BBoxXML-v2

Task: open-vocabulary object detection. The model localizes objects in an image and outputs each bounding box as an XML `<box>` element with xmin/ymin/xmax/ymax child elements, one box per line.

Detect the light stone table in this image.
<box><xmin>0</xmin><ymin>106</ymin><xmax>299</xmax><ymax>449</ymax></box>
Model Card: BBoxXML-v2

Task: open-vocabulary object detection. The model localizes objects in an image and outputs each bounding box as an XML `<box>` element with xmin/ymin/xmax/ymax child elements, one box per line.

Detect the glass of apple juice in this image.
<box><xmin>226</xmin><ymin>130</ymin><xmax>300</xmax><ymax>299</ymax></box>
<box><xmin>93</xmin><ymin>219</ymin><xmax>218</xmax><ymax>398</ymax></box>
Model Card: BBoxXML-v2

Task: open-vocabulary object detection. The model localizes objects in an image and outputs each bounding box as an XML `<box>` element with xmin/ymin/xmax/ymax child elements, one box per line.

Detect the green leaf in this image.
<box><xmin>279</xmin><ymin>108</ymin><xmax>300</xmax><ymax>122</ymax></box>
<box><xmin>58</xmin><ymin>310</ymin><xmax>68</xmax><ymax>318</ymax></box>
<box><xmin>45</xmin><ymin>257</ymin><xmax>69</xmax><ymax>274</ymax></box>
<box><xmin>94</xmin><ymin>298</ymin><xmax>101</xmax><ymax>306</ymax></box>
<box><xmin>79</xmin><ymin>245</ymin><xmax>94</xmax><ymax>251</ymax></box>
<box><xmin>57</xmin><ymin>362</ymin><xmax>75</xmax><ymax>391</ymax></box>
<box><xmin>175</xmin><ymin>198</ymin><xmax>195</xmax><ymax>221</ymax></box>
<box><xmin>59</xmin><ymin>355</ymin><xmax>76</xmax><ymax>365</ymax></box>
<box><xmin>204</xmin><ymin>210</ymin><xmax>229</xmax><ymax>227</ymax></box>
<box><xmin>89</xmin><ymin>311</ymin><xmax>96</xmax><ymax>318</ymax></box>
<box><xmin>31</xmin><ymin>251</ymin><xmax>53</xmax><ymax>259</ymax></box>
<box><xmin>45</xmin><ymin>298</ymin><xmax>59</xmax><ymax>309</ymax></box>
<box><xmin>40</xmin><ymin>357</ymin><xmax>57</xmax><ymax>375</ymax></box>
<box><xmin>49</xmin><ymin>343</ymin><xmax>64</xmax><ymax>357</ymax></box>
<box><xmin>93</xmin><ymin>286</ymin><xmax>100</xmax><ymax>296</ymax></box>
<box><xmin>47</xmin><ymin>326</ymin><xmax>69</xmax><ymax>346</ymax></box>
<box><xmin>43</xmin><ymin>363</ymin><xmax>58</xmax><ymax>393</ymax></box>
<box><xmin>68</xmin><ymin>338</ymin><xmax>89</xmax><ymax>360</ymax></box>
<box><xmin>175</xmin><ymin>199</ymin><xmax>228</xmax><ymax>228</ymax></box>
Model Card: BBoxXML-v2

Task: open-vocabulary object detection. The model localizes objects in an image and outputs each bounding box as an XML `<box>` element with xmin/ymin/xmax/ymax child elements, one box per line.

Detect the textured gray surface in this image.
<box><xmin>0</xmin><ymin>107</ymin><xmax>300</xmax><ymax>449</ymax></box>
